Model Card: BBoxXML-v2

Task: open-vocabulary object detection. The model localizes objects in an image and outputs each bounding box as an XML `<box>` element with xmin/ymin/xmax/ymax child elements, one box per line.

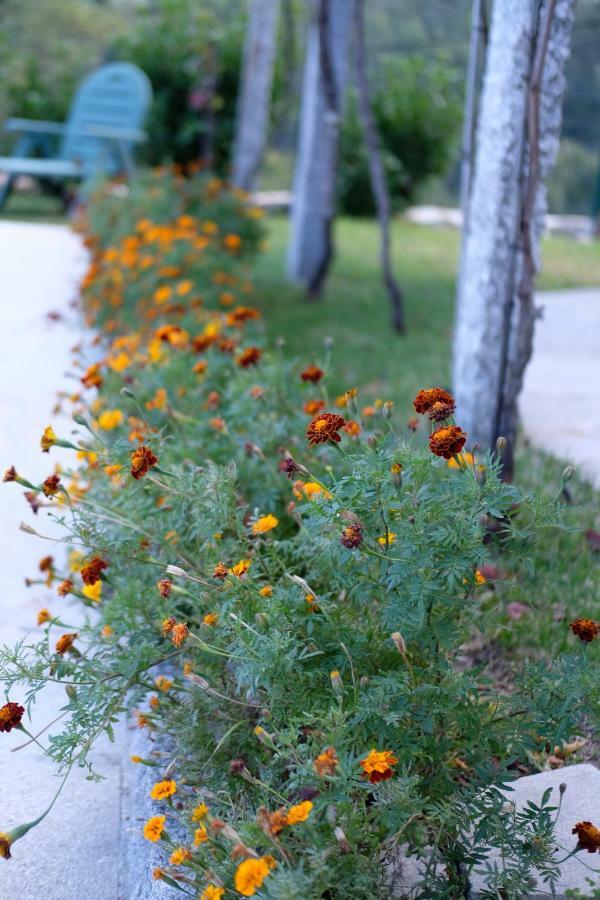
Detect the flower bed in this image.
<box><xmin>2</xmin><ymin>169</ymin><xmax>600</xmax><ymax>895</ymax></box>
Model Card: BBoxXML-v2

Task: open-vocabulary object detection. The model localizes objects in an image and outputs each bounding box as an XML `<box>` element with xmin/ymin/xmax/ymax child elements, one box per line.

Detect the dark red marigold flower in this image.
<box><xmin>219</xmin><ymin>338</ymin><xmax>237</xmax><ymax>354</ymax></box>
<box><xmin>39</xmin><ymin>555</ymin><xmax>53</xmax><ymax>573</ymax></box>
<box><xmin>42</xmin><ymin>474</ymin><xmax>61</xmax><ymax>497</ymax></box>
<box><xmin>426</xmin><ymin>400</ymin><xmax>456</xmax><ymax>422</ymax></box>
<box><xmin>429</xmin><ymin>425</ymin><xmax>467</xmax><ymax>459</ymax></box>
<box><xmin>278</xmin><ymin>457</ymin><xmax>301</xmax><ymax>478</ymax></box>
<box><xmin>301</xmin><ymin>365</ymin><xmax>324</xmax><ymax>383</ymax></box>
<box><xmin>306</xmin><ymin>413</ymin><xmax>346</xmax><ymax>447</ymax></box>
<box><xmin>81</xmin><ymin>556</ymin><xmax>108</xmax><ymax>586</ymax></box>
<box><xmin>341</xmin><ymin>524</ymin><xmax>363</xmax><ymax>549</ymax></box>
<box><xmin>570</xmin><ymin>618</ymin><xmax>600</xmax><ymax>642</ymax></box>
<box><xmin>57</xmin><ymin>579</ymin><xmax>73</xmax><ymax>597</ymax></box>
<box><xmin>191</xmin><ymin>334</ymin><xmax>215</xmax><ymax>353</ymax></box>
<box><xmin>573</xmin><ymin>821</ymin><xmax>600</xmax><ymax>853</ymax></box>
<box><xmin>413</xmin><ymin>387</ymin><xmax>455</xmax><ymax>415</ymax></box>
<box><xmin>0</xmin><ymin>702</ymin><xmax>25</xmax><ymax>733</ymax></box>
<box><xmin>237</xmin><ymin>346</ymin><xmax>261</xmax><ymax>367</ymax></box>
<box><xmin>130</xmin><ymin>445</ymin><xmax>158</xmax><ymax>480</ymax></box>
<box><xmin>157</xmin><ymin>578</ymin><xmax>172</xmax><ymax>598</ymax></box>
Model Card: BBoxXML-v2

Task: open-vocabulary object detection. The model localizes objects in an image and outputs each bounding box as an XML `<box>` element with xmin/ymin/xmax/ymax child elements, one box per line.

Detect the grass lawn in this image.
<box><xmin>254</xmin><ymin>215</ymin><xmax>600</xmax><ymax>664</ymax></box>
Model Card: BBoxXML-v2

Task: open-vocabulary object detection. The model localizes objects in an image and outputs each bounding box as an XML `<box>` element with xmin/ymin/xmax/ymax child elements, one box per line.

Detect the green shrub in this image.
<box><xmin>1</xmin><ymin>172</ymin><xmax>599</xmax><ymax>896</ymax></box>
<box><xmin>338</xmin><ymin>56</ymin><xmax>461</xmax><ymax>216</ymax></box>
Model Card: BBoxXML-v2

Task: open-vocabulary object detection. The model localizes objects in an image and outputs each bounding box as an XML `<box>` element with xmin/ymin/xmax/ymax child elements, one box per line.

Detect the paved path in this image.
<box><xmin>521</xmin><ymin>287</ymin><xmax>600</xmax><ymax>487</ymax></box>
<box><xmin>0</xmin><ymin>222</ymin><xmax>124</xmax><ymax>900</ymax></box>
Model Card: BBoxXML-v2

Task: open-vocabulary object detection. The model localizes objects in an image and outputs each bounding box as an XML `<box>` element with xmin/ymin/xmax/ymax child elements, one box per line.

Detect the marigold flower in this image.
<box><xmin>203</xmin><ymin>613</ymin><xmax>218</xmax><ymax>626</ymax></box>
<box><xmin>150</xmin><ymin>779</ymin><xmax>177</xmax><ymax>800</ymax></box>
<box><xmin>300</xmin><ymin>365</ymin><xmax>324</xmax><ymax>383</ymax></box>
<box><xmin>377</xmin><ymin>531</ymin><xmax>397</xmax><ymax>547</ymax></box>
<box><xmin>39</xmin><ymin>555</ymin><xmax>53</xmax><ymax>572</ymax></box>
<box><xmin>152</xmin><ymin>868</ymin><xmax>165</xmax><ymax>880</ymax></box>
<box><xmin>278</xmin><ymin>456</ymin><xmax>301</xmax><ymax>478</ymax></box>
<box><xmin>314</xmin><ymin>746</ymin><xmax>339</xmax><ymax>777</ymax></box>
<box><xmin>224</xmin><ymin>233</ymin><xmax>241</xmax><ymax>251</ymax></box>
<box><xmin>427</xmin><ymin>400</ymin><xmax>456</xmax><ymax>422</ymax></box>
<box><xmin>344</xmin><ymin>420</ymin><xmax>360</xmax><ymax>436</ymax></box>
<box><xmin>413</xmin><ymin>387</ymin><xmax>455</xmax><ymax>415</ymax></box>
<box><xmin>201</xmin><ymin>886</ymin><xmax>224</xmax><ymax>900</ymax></box>
<box><xmin>193</xmin><ymin>360</ymin><xmax>208</xmax><ymax>375</ymax></box>
<box><xmin>130</xmin><ymin>445</ymin><xmax>158</xmax><ymax>480</ymax></box>
<box><xmin>429</xmin><ymin>425</ymin><xmax>468</xmax><ymax>459</ymax></box>
<box><xmin>80</xmin><ymin>556</ymin><xmax>108</xmax><ymax>586</ymax></box>
<box><xmin>230</xmin><ymin>559</ymin><xmax>251</xmax><ymax>578</ymax></box>
<box><xmin>259</xmin><ymin>585</ymin><xmax>273</xmax><ymax>597</ymax></box>
<box><xmin>55</xmin><ymin>632</ymin><xmax>77</xmax><ymax>655</ymax></box>
<box><xmin>191</xmin><ymin>802</ymin><xmax>208</xmax><ymax>822</ymax></box>
<box><xmin>237</xmin><ymin>346</ymin><xmax>262</xmax><ymax>368</ymax></box>
<box><xmin>57</xmin><ymin>579</ymin><xmax>73</xmax><ymax>597</ymax></box>
<box><xmin>359</xmin><ymin>748</ymin><xmax>399</xmax><ymax>783</ymax></box>
<box><xmin>573</xmin><ymin>821</ymin><xmax>600</xmax><ymax>852</ymax></box>
<box><xmin>41</xmin><ymin>425</ymin><xmax>57</xmax><ymax>452</ymax></box>
<box><xmin>286</xmin><ymin>800</ymin><xmax>313</xmax><ymax>825</ymax></box>
<box><xmin>0</xmin><ymin>702</ymin><xmax>25</xmax><ymax>733</ymax></box>
<box><xmin>213</xmin><ymin>562</ymin><xmax>229</xmax><ymax>580</ymax></box>
<box><xmin>42</xmin><ymin>474</ymin><xmax>61</xmax><ymax>497</ymax></box>
<box><xmin>102</xmin><ymin>625</ymin><xmax>114</xmax><ymax>638</ymax></box>
<box><xmin>306</xmin><ymin>412</ymin><xmax>346</xmax><ymax>447</ymax></box>
<box><xmin>3</xmin><ymin>466</ymin><xmax>17</xmax><ymax>482</ymax></box>
<box><xmin>97</xmin><ymin>409</ymin><xmax>123</xmax><ymax>430</ymax></box>
<box><xmin>252</xmin><ymin>514</ymin><xmax>279</xmax><ymax>535</ymax></box>
<box><xmin>171</xmin><ymin>622</ymin><xmax>189</xmax><ymax>647</ymax></box>
<box><xmin>0</xmin><ymin>833</ymin><xmax>13</xmax><ymax>858</ymax></box>
<box><xmin>143</xmin><ymin>815</ymin><xmax>166</xmax><ymax>842</ymax></box>
<box><xmin>303</xmin><ymin>399</ymin><xmax>325</xmax><ymax>415</ymax></box>
<box><xmin>234</xmin><ymin>856</ymin><xmax>276</xmax><ymax>896</ymax></box>
<box><xmin>37</xmin><ymin>608</ymin><xmax>51</xmax><ymax>625</ymax></box>
<box><xmin>81</xmin><ymin>363</ymin><xmax>103</xmax><ymax>389</ymax></box>
<box><xmin>341</xmin><ymin>524</ymin><xmax>363</xmax><ymax>549</ymax></box>
<box><xmin>82</xmin><ymin>581</ymin><xmax>102</xmax><ymax>602</ymax></box>
<box><xmin>570</xmin><ymin>618</ymin><xmax>600</xmax><ymax>642</ymax></box>
<box><xmin>193</xmin><ymin>825</ymin><xmax>208</xmax><ymax>846</ymax></box>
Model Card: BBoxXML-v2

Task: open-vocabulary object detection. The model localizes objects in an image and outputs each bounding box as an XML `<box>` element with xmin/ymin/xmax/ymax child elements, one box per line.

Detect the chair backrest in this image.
<box><xmin>60</xmin><ymin>63</ymin><xmax>152</xmax><ymax>173</ymax></box>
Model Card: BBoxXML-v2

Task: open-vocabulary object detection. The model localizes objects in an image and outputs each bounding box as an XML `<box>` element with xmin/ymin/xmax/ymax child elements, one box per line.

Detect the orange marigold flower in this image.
<box><xmin>203</xmin><ymin>613</ymin><xmax>218</xmax><ymax>626</ymax></box>
<box><xmin>251</xmin><ymin>514</ymin><xmax>279</xmax><ymax>535</ymax></box>
<box><xmin>150</xmin><ymin>779</ymin><xmax>177</xmax><ymax>800</ymax></box>
<box><xmin>413</xmin><ymin>387</ymin><xmax>455</xmax><ymax>415</ymax></box>
<box><xmin>226</xmin><ymin>305</ymin><xmax>260</xmax><ymax>326</ymax></box>
<box><xmin>266</xmin><ymin>808</ymin><xmax>289</xmax><ymax>835</ymax></box>
<box><xmin>429</xmin><ymin>425</ymin><xmax>467</xmax><ymax>459</ymax></box>
<box><xmin>224</xmin><ymin>233</ymin><xmax>242</xmax><ymax>251</ymax></box>
<box><xmin>237</xmin><ymin>346</ymin><xmax>262</xmax><ymax>368</ymax></box>
<box><xmin>303</xmin><ymin>399</ymin><xmax>325</xmax><ymax>416</ymax></box>
<box><xmin>57</xmin><ymin>579</ymin><xmax>73</xmax><ymax>597</ymax></box>
<box><xmin>306</xmin><ymin>412</ymin><xmax>346</xmax><ymax>447</ymax></box>
<box><xmin>300</xmin><ymin>364</ymin><xmax>324</xmax><ymax>383</ymax></box>
<box><xmin>286</xmin><ymin>800</ymin><xmax>313</xmax><ymax>825</ymax></box>
<box><xmin>55</xmin><ymin>632</ymin><xmax>78</xmax><ymax>655</ymax></box>
<box><xmin>81</xmin><ymin>363</ymin><xmax>103</xmax><ymax>389</ymax></box>
<box><xmin>162</xmin><ymin>616</ymin><xmax>177</xmax><ymax>635</ymax></box>
<box><xmin>155</xmin><ymin>676</ymin><xmax>172</xmax><ymax>692</ymax></box>
<box><xmin>201</xmin><ymin>886</ymin><xmax>224</xmax><ymax>900</ymax></box>
<box><xmin>344</xmin><ymin>420</ymin><xmax>360</xmax><ymax>436</ymax></box>
<box><xmin>152</xmin><ymin>868</ymin><xmax>165</xmax><ymax>881</ymax></box>
<box><xmin>0</xmin><ymin>702</ymin><xmax>25</xmax><ymax>733</ymax></box>
<box><xmin>193</xmin><ymin>360</ymin><xmax>208</xmax><ymax>375</ymax></box>
<box><xmin>259</xmin><ymin>585</ymin><xmax>273</xmax><ymax>597</ymax></box>
<box><xmin>41</xmin><ymin>425</ymin><xmax>57</xmax><ymax>452</ymax></box>
<box><xmin>143</xmin><ymin>815</ymin><xmax>166</xmax><ymax>842</ymax></box>
<box><xmin>171</xmin><ymin>622</ymin><xmax>189</xmax><ymax>647</ymax></box>
<box><xmin>42</xmin><ymin>474</ymin><xmax>61</xmax><ymax>497</ymax></box>
<box><xmin>314</xmin><ymin>746</ymin><xmax>339</xmax><ymax>777</ymax></box>
<box><xmin>573</xmin><ymin>821</ymin><xmax>600</xmax><ymax>853</ymax></box>
<box><xmin>341</xmin><ymin>523</ymin><xmax>363</xmax><ymax>549</ymax></box>
<box><xmin>570</xmin><ymin>618</ymin><xmax>600</xmax><ymax>642</ymax></box>
<box><xmin>213</xmin><ymin>562</ymin><xmax>229</xmax><ymax>580</ymax></box>
<box><xmin>37</xmin><ymin>608</ymin><xmax>51</xmax><ymax>625</ymax></box>
<box><xmin>234</xmin><ymin>857</ymin><xmax>276</xmax><ymax>896</ymax></box>
<box><xmin>130</xmin><ymin>445</ymin><xmax>158</xmax><ymax>480</ymax></box>
<box><xmin>359</xmin><ymin>748</ymin><xmax>399</xmax><ymax>783</ymax></box>
<box><xmin>230</xmin><ymin>559</ymin><xmax>251</xmax><ymax>578</ymax></box>
<box><xmin>80</xmin><ymin>556</ymin><xmax>108</xmax><ymax>586</ymax></box>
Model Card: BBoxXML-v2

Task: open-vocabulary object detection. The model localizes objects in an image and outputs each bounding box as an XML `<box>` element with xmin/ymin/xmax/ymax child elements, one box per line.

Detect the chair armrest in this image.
<box><xmin>82</xmin><ymin>124</ymin><xmax>147</xmax><ymax>144</ymax></box>
<box><xmin>4</xmin><ymin>118</ymin><xmax>66</xmax><ymax>136</ymax></box>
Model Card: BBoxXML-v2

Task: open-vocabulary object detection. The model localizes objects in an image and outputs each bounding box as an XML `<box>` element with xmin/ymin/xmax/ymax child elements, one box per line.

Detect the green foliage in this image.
<box><xmin>338</xmin><ymin>56</ymin><xmax>461</xmax><ymax>216</ymax></box>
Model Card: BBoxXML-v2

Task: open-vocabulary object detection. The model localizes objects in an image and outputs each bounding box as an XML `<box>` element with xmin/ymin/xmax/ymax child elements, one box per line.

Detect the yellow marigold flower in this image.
<box><xmin>201</xmin><ymin>886</ymin><xmax>224</xmax><ymax>900</ymax></box>
<box><xmin>191</xmin><ymin>802</ymin><xmax>208</xmax><ymax>823</ymax></box>
<box><xmin>359</xmin><ymin>748</ymin><xmax>399</xmax><ymax>784</ymax></box>
<box><xmin>234</xmin><ymin>857</ymin><xmax>276</xmax><ymax>896</ymax></box>
<box><xmin>69</xmin><ymin>549</ymin><xmax>84</xmax><ymax>571</ymax></box>
<box><xmin>41</xmin><ymin>425</ymin><xmax>57</xmax><ymax>452</ymax></box>
<box><xmin>169</xmin><ymin>847</ymin><xmax>191</xmax><ymax>865</ymax></box>
<box><xmin>37</xmin><ymin>608</ymin><xmax>51</xmax><ymax>625</ymax></box>
<box><xmin>82</xmin><ymin>580</ymin><xmax>102</xmax><ymax>602</ymax></box>
<box><xmin>104</xmin><ymin>464</ymin><xmax>122</xmax><ymax>477</ymax></box>
<box><xmin>447</xmin><ymin>451</ymin><xmax>476</xmax><ymax>470</ymax></box>
<box><xmin>143</xmin><ymin>815</ymin><xmax>165</xmax><ymax>842</ymax></box>
<box><xmin>97</xmin><ymin>409</ymin><xmax>124</xmax><ymax>430</ymax></box>
<box><xmin>155</xmin><ymin>676</ymin><xmax>172</xmax><ymax>692</ymax></box>
<box><xmin>154</xmin><ymin>285</ymin><xmax>173</xmax><ymax>304</ymax></box>
<box><xmin>150</xmin><ymin>779</ymin><xmax>177</xmax><ymax>800</ymax></box>
<box><xmin>107</xmin><ymin>351</ymin><xmax>131</xmax><ymax>373</ymax></box>
<box><xmin>203</xmin><ymin>613</ymin><xmax>218</xmax><ymax>626</ymax></box>
<box><xmin>296</xmin><ymin>481</ymin><xmax>332</xmax><ymax>501</ymax></box>
<box><xmin>251</xmin><ymin>514</ymin><xmax>279</xmax><ymax>535</ymax></box>
<box><xmin>377</xmin><ymin>532</ymin><xmax>397</xmax><ymax>546</ymax></box>
<box><xmin>230</xmin><ymin>559</ymin><xmax>251</xmax><ymax>578</ymax></box>
<box><xmin>130</xmin><ymin>755</ymin><xmax>143</xmax><ymax>763</ymax></box>
<box><xmin>193</xmin><ymin>824</ymin><xmax>208</xmax><ymax>846</ymax></box>
<box><xmin>259</xmin><ymin>585</ymin><xmax>272</xmax><ymax>597</ymax></box>
<box><xmin>286</xmin><ymin>800</ymin><xmax>313</xmax><ymax>825</ymax></box>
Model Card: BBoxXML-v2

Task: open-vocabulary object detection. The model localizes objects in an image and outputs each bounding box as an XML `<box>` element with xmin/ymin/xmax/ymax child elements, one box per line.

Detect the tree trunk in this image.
<box><xmin>287</xmin><ymin>0</ymin><xmax>351</xmax><ymax>296</ymax></box>
<box><xmin>351</xmin><ymin>0</ymin><xmax>405</xmax><ymax>332</ymax></box>
<box><xmin>232</xmin><ymin>0</ymin><xmax>280</xmax><ymax>192</ymax></box>
<box><xmin>453</xmin><ymin>0</ymin><xmax>576</xmax><ymax>476</ymax></box>
<box><xmin>459</xmin><ymin>0</ymin><xmax>485</xmax><ymax>220</ymax></box>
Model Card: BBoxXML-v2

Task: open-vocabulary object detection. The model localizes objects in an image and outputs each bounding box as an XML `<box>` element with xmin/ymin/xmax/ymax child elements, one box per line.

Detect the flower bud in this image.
<box><xmin>561</xmin><ymin>466</ymin><xmax>574</xmax><ymax>483</ymax></box>
<box><xmin>495</xmin><ymin>436</ymin><xmax>507</xmax><ymax>456</ymax></box>
<box><xmin>166</xmin><ymin>564</ymin><xmax>187</xmax><ymax>577</ymax></box>
<box><xmin>382</xmin><ymin>401</ymin><xmax>394</xmax><ymax>420</ymax></box>
<box><xmin>253</xmin><ymin>725</ymin><xmax>276</xmax><ymax>749</ymax></box>
<box><xmin>334</xmin><ymin>826</ymin><xmax>351</xmax><ymax>854</ymax></box>
<box><xmin>330</xmin><ymin>670</ymin><xmax>343</xmax><ymax>698</ymax></box>
<box><xmin>391</xmin><ymin>631</ymin><xmax>407</xmax><ymax>655</ymax></box>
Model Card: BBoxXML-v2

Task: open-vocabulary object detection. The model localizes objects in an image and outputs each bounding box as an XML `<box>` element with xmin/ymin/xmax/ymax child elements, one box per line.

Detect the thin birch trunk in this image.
<box><xmin>351</xmin><ymin>0</ymin><xmax>405</xmax><ymax>332</ymax></box>
<box><xmin>453</xmin><ymin>0</ymin><xmax>576</xmax><ymax>476</ymax></box>
<box><xmin>232</xmin><ymin>0</ymin><xmax>280</xmax><ymax>192</ymax></box>
<box><xmin>287</xmin><ymin>0</ymin><xmax>351</xmax><ymax>295</ymax></box>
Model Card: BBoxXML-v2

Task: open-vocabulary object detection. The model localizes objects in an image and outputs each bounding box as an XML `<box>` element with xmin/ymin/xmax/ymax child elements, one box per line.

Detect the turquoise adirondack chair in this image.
<box><xmin>0</xmin><ymin>62</ymin><xmax>152</xmax><ymax>211</ymax></box>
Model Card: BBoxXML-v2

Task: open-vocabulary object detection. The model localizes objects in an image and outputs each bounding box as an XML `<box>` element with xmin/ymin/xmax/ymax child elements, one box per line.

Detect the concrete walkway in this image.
<box><xmin>521</xmin><ymin>287</ymin><xmax>600</xmax><ymax>487</ymax></box>
<box><xmin>0</xmin><ymin>222</ymin><xmax>124</xmax><ymax>900</ymax></box>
